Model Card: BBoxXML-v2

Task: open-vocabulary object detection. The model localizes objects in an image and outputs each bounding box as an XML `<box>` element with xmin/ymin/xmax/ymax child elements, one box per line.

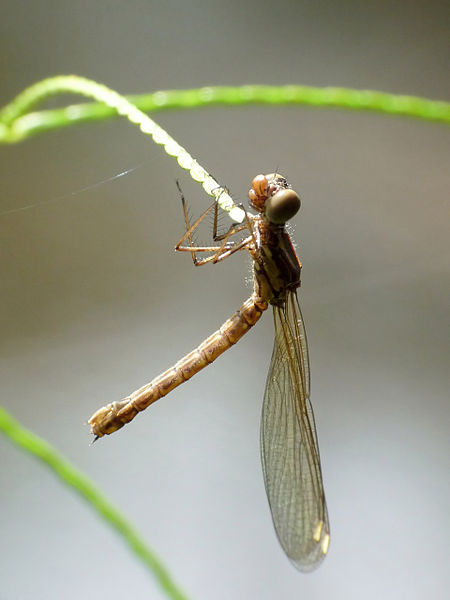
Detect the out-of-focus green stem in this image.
<box><xmin>1</xmin><ymin>79</ymin><xmax>448</xmax><ymax>145</ymax></box>
<box><xmin>0</xmin><ymin>406</ymin><xmax>189</xmax><ymax>600</ymax></box>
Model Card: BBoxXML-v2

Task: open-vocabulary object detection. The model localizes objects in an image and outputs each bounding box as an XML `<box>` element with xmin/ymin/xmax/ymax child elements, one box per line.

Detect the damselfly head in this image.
<box><xmin>249</xmin><ymin>173</ymin><xmax>301</xmax><ymax>224</ymax></box>
<box><xmin>265</xmin><ymin>187</ymin><xmax>301</xmax><ymax>224</ymax></box>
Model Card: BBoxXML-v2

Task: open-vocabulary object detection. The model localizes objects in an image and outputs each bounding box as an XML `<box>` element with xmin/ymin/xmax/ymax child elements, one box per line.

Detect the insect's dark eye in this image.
<box><xmin>265</xmin><ymin>189</ymin><xmax>301</xmax><ymax>224</ymax></box>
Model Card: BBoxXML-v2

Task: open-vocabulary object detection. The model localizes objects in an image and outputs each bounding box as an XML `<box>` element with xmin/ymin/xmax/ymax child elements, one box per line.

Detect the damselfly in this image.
<box><xmin>89</xmin><ymin>173</ymin><xmax>330</xmax><ymax>571</ymax></box>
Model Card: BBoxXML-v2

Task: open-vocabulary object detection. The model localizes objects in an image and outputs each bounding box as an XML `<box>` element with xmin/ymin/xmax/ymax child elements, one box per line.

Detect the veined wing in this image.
<box><xmin>260</xmin><ymin>291</ymin><xmax>329</xmax><ymax>571</ymax></box>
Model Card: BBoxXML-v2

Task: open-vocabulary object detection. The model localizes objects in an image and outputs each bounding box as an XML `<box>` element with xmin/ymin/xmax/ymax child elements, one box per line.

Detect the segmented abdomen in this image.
<box><xmin>89</xmin><ymin>294</ymin><xmax>268</xmax><ymax>437</ymax></box>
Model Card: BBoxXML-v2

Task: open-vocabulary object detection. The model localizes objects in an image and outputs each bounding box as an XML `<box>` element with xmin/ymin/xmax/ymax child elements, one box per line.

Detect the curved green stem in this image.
<box><xmin>1</xmin><ymin>79</ymin><xmax>449</xmax><ymax>147</ymax></box>
<box><xmin>0</xmin><ymin>406</ymin><xmax>189</xmax><ymax>600</ymax></box>
<box><xmin>1</xmin><ymin>76</ymin><xmax>448</xmax><ymax>222</ymax></box>
<box><xmin>1</xmin><ymin>75</ymin><xmax>448</xmax><ymax>594</ymax></box>
<box><xmin>0</xmin><ymin>75</ymin><xmax>245</xmax><ymax>221</ymax></box>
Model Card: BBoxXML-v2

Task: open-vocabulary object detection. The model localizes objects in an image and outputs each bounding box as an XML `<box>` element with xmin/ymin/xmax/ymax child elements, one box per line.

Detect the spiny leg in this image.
<box><xmin>175</xmin><ymin>182</ymin><xmax>252</xmax><ymax>266</ymax></box>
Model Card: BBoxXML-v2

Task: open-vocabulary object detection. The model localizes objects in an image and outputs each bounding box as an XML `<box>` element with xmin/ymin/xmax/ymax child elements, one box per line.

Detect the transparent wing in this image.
<box><xmin>260</xmin><ymin>292</ymin><xmax>330</xmax><ymax>571</ymax></box>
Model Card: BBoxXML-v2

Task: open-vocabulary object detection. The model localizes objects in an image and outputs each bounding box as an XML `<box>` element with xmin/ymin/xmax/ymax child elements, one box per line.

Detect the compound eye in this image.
<box><xmin>265</xmin><ymin>189</ymin><xmax>301</xmax><ymax>224</ymax></box>
<box><xmin>250</xmin><ymin>174</ymin><xmax>268</xmax><ymax>198</ymax></box>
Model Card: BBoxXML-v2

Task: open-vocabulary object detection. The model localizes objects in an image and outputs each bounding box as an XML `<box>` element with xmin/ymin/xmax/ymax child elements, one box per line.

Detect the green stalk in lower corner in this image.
<box><xmin>0</xmin><ymin>406</ymin><xmax>189</xmax><ymax>600</ymax></box>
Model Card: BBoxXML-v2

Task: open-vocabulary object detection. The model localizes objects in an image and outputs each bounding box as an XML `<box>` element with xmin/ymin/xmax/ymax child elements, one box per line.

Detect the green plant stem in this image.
<box><xmin>0</xmin><ymin>75</ymin><xmax>448</xmax><ymax>594</ymax></box>
<box><xmin>0</xmin><ymin>75</ymin><xmax>244</xmax><ymax>219</ymax></box>
<box><xmin>0</xmin><ymin>406</ymin><xmax>189</xmax><ymax>600</ymax></box>
<box><xmin>1</xmin><ymin>80</ymin><xmax>449</xmax><ymax>146</ymax></box>
<box><xmin>1</xmin><ymin>76</ymin><xmax>448</xmax><ymax>223</ymax></box>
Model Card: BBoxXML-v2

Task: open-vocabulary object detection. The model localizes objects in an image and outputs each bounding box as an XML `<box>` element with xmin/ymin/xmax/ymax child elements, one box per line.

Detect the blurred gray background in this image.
<box><xmin>1</xmin><ymin>1</ymin><xmax>449</xmax><ymax>599</ymax></box>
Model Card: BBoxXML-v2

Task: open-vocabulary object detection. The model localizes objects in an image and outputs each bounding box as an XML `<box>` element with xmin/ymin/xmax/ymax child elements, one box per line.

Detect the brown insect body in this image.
<box><xmin>89</xmin><ymin>174</ymin><xmax>300</xmax><ymax>437</ymax></box>
<box><xmin>88</xmin><ymin>173</ymin><xmax>330</xmax><ymax>572</ymax></box>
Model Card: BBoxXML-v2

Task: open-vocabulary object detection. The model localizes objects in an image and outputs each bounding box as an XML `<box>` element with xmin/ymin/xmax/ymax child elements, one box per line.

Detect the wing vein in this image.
<box><xmin>260</xmin><ymin>292</ymin><xmax>329</xmax><ymax>571</ymax></box>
